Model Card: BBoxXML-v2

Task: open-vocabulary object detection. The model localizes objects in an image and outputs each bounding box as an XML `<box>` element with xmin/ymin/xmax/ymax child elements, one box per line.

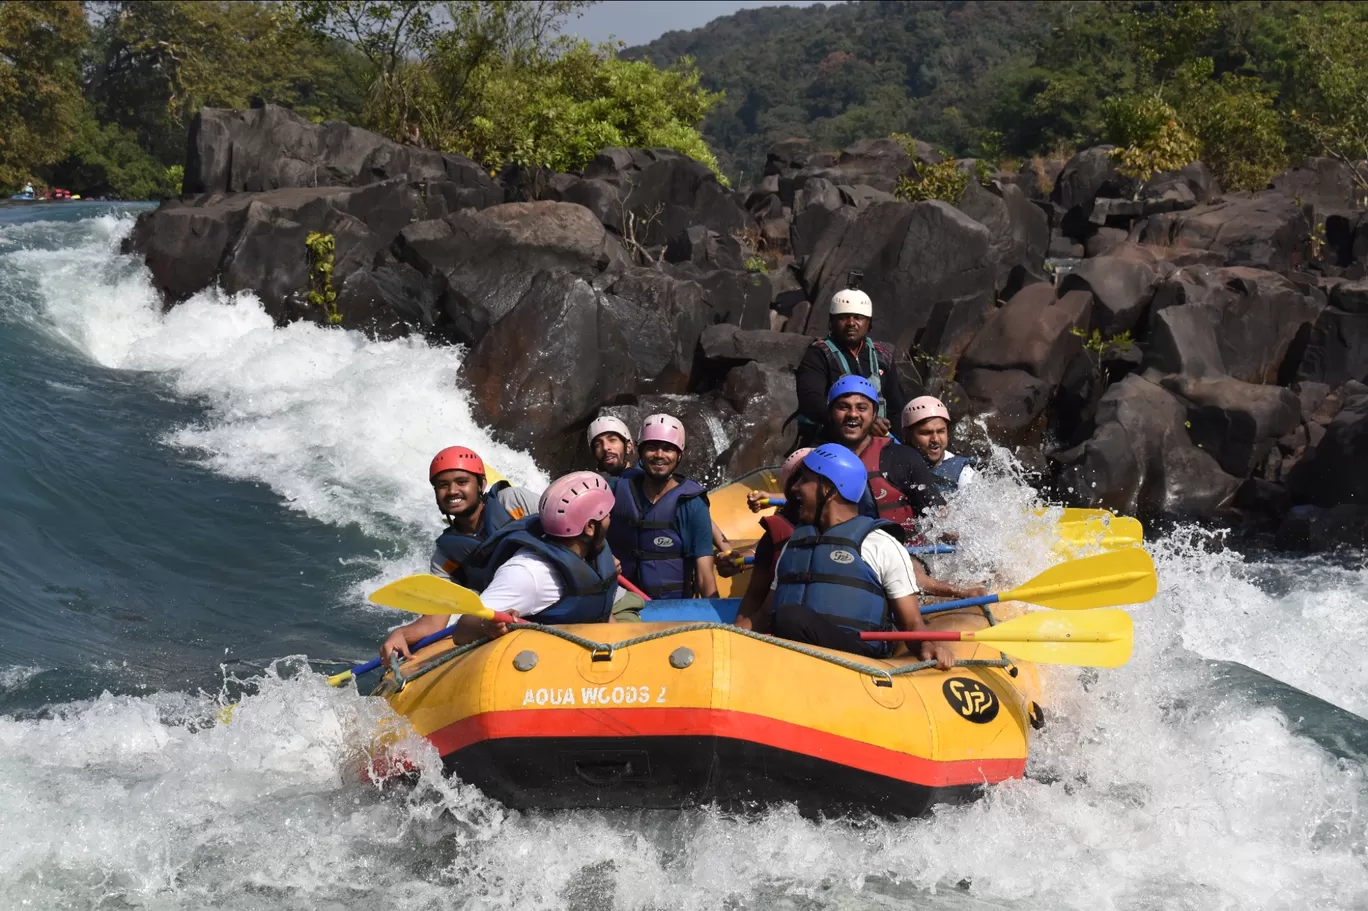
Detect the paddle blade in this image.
<box><xmin>970</xmin><ymin>608</ymin><xmax>1134</xmax><ymax>668</ymax></box>
<box><xmin>328</xmin><ymin>670</ymin><xmax>354</xmax><ymax>687</ymax></box>
<box><xmin>368</xmin><ymin>574</ymin><xmax>495</xmax><ymax>619</ymax></box>
<box><xmin>484</xmin><ymin>464</ymin><xmax>510</xmax><ymax>487</ymax></box>
<box><xmin>1056</xmin><ymin>512</ymin><xmax>1144</xmax><ymax>547</ymax></box>
<box><xmin>1001</xmin><ymin>548</ymin><xmax>1157</xmax><ymax>611</ymax></box>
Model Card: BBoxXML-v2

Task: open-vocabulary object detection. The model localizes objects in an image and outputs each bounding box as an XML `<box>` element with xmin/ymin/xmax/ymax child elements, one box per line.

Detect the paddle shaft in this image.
<box><xmin>338</xmin><ymin>607</ymin><xmax>521</xmax><ymax>681</ymax></box>
<box><xmin>617</xmin><ymin>574</ymin><xmax>652</xmax><ymax>601</ymax></box>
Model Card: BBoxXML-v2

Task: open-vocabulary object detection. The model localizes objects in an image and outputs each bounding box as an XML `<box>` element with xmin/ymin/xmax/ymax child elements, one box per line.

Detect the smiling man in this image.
<box><xmin>606</xmin><ymin>413</ymin><xmax>719</xmax><ymax>599</ymax></box>
<box><xmin>792</xmin><ymin>286</ymin><xmax>908</xmax><ymax>448</ymax></box>
<box><xmin>587</xmin><ymin>415</ymin><xmax>635</xmax><ymax>479</ymax></box>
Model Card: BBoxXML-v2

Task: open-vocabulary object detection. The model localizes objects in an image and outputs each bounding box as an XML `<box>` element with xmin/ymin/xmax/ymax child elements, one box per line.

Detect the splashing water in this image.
<box><xmin>0</xmin><ymin>205</ymin><xmax>1365</xmax><ymax>909</ymax></box>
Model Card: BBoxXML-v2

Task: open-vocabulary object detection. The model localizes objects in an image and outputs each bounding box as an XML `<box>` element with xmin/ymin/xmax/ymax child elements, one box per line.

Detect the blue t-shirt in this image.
<box><xmin>674</xmin><ymin>494</ymin><xmax>714</xmax><ymax>559</ymax></box>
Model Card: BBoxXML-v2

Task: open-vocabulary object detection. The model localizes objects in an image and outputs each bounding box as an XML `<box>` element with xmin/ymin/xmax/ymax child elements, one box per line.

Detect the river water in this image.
<box><xmin>0</xmin><ymin>203</ymin><xmax>1365</xmax><ymax>910</ymax></box>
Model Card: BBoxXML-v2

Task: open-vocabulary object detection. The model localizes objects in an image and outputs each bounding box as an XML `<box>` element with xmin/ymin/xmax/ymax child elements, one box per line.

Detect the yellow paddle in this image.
<box><xmin>1054</xmin><ymin>510</ymin><xmax>1144</xmax><ymax>546</ymax></box>
<box><xmin>324</xmin><ymin>577</ymin><xmax>520</xmax><ymax>687</ymax></box>
<box><xmin>920</xmin><ymin>547</ymin><xmax>1156</xmax><ymax>616</ymax></box>
<box><xmin>860</xmin><ymin>607</ymin><xmax>1134</xmax><ymax>667</ymax></box>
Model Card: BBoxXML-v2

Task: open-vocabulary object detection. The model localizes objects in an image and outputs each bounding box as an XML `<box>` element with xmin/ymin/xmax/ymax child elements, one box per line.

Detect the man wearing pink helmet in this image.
<box><xmin>902</xmin><ymin>396</ymin><xmax>977</xmax><ymax>493</ymax></box>
<box><xmin>380</xmin><ymin>471</ymin><xmax>632</xmax><ymax>659</ymax></box>
<box><xmin>607</xmin><ymin>413</ymin><xmax>719</xmax><ymax>599</ymax></box>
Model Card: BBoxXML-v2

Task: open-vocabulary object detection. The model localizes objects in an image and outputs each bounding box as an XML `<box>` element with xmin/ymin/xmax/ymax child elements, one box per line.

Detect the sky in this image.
<box><xmin>567</xmin><ymin>1</ymin><xmax>828</xmax><ymax>48</ymax></box>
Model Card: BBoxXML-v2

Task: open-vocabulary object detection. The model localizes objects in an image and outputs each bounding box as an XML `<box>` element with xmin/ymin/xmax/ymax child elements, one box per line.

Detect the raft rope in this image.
<box><xmin>382</xmin><ymin>620</ymin><xmax>1014</xmax><ymax>693</ymax></box>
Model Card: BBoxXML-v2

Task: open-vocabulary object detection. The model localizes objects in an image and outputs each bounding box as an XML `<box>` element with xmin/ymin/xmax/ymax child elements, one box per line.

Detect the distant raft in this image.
<box><xmin>374</xmin><ymin>600</ymin><xmax>1044</xmax><ymax>817</ymax></box>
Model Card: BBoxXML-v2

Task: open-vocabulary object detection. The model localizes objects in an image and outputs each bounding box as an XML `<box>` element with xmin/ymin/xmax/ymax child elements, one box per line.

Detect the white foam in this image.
<box><xmin>5</xmin><ymin>213</ymin><xmax>547</xmax><ymax>555</ymax></box>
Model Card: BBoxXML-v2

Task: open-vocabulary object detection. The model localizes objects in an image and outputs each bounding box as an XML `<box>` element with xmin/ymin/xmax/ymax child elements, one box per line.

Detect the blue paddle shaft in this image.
<box><xmin>738</xmin><ymin>544</ymin><xmax>954</xmax><ymax>565</ymax></box>
<box><xmin>920</xmin><ymin>593</ymin><xmax>1001</xmax><ymax>616</ymax></box>
<box><xmin>347</xmin><ymin>627</ymin><xmax>452</xmax><ymax>678</ymax></box>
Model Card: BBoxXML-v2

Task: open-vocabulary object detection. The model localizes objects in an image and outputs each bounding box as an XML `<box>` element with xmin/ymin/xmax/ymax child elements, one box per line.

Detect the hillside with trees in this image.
<box><xmin>635</xmin><ymin>0</ymin><xmax>1368</xmax><ymax>192</ymax></box>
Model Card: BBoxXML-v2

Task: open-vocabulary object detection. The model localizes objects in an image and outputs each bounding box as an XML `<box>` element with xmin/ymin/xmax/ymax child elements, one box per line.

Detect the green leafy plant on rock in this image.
<box><xmin>1071</xmin><ymin>326</ymin><xmax>1135</xmax><ymax>394</ymax></box>
<box><xmin>305</xmin><ymin>231</ymin><xmax>342</xmax><ymax>325</ymax></box>
<box><xmin>743</xmin><ymin>255</ymin><xmax>768</xmax><ymax>274</ymax></box>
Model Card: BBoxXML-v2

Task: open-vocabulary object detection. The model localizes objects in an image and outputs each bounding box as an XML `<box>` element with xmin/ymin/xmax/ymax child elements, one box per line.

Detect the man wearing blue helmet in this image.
<box><xmin>745</xmin><ymin>444</ymin><xmax>954</xmax><ymax>667</ymax></box>
<box><xmin>791</xmin><ymin>286</ymin><xmax>908</xmax><ymax>449</ymax></box>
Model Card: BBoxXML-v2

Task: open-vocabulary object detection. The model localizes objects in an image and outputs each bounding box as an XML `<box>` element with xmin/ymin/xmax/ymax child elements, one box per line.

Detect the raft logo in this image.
<box><xmin>829</xmin><ymin>549</ymin><xmax>855</xmax><ymax>564</ymax></box>
<box><xmin>942</xmin><ymin>677</ymin><xmax>999</xmax><ymax>723</ymax></box>
<box><xmin>653</xmin><ymin>535</ymin><xmax>674</xmax><ymax>547</ymax></box>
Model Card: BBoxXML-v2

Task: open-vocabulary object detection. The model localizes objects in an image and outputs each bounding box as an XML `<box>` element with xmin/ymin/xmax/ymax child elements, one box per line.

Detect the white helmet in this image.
<box><xmin>587</xmin><ymin>415</ymin><xmax>633</xmax><ymax>446</ymax></box>
<box><xmin>830</xmin><ymin>288</ymin><xmax>872</xmax><ymax>318</ymax></box>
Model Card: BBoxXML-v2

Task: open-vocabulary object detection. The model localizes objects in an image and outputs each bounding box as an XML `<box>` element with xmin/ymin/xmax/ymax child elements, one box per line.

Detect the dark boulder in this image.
<box><xmin>394</xmin><ymin>201</ymin><xmax>627</xmax><ymax>345</ymax></box>
<box><xmin>957</xmin><ymin>368</ymin><xmax>1053</xmax><ymax>441</ymax></box>
<box><xmin>1290</xmin><ymin>306</ymin><xmax>1368</xmax><ymax>387</ymax></box>
<box><xmin>1058</xmin><ymin>252</ymin><xmax>1159</xmax><ymax>336</ymax></box>
<box><xmin>582</xmin><ymin>148</ymin><xmax>747</xmax><ymax>248</ymax></box>
<box><xmin>1136</xmin><ymin>195</ymin><xmax>1311</xmax><ymax>272</ymax></box>
<box><xmin>1286</xmin><ymin>386</ymin><xmax>1368</xmax><ymax>507</ymax></box>
<box><xmin>664</xmin><ymin>225</ymin><xmax>745</xmax><ymax>273</ymax></box>
<box><xmin>719</xmin><ymin>361</ymin><xmax>800</xmax><ymax>478</ymax></box>
<box><xmin>462</xmin><ymin>272</ymin><xmax>637</xmax><ymax>471</ymax></box>
<box><xmin>801</xmin><ymin>200</ymin><xmax>998</xmax><ymax>358</ymax></box>
<box><xmin>1051</xmin><ymin>375</ymin><xmax>1241</xmax><ymax>518</ymax></box>
<box><xmin>956</xmin><ymin>180</ymin><xmax>1049</xmax><ymax>288</ymax></box>
<box><xmin>1052</xmin><ymin>146</ymin><xmax>1128</xmax><ymax>238</ymax></box>
<box><xmin>184</xmin><ymin>104</ymin><xmax>499</xmax><ymax>204</ymax></box>
<box><xmin>1158</xmin><ymin>374</ymin><xmax>1301</xmax><ymax>477</ymax></box>
<box><xmin>698</xmin><ymin>324</ymin><xmax>811</xmax><ymax>369</ymax></box>
<box><xmin>1276</xmin><ymin>504</ymin><xmax>1368</xmax><ymax>550</ymax></box>
<box><xmin>1270</xmin><ymin>157</ymin><xmax>1364</xmax><ymax>213</ymax></box>
<box><xmin>1146</xmin><ymin>266</ymin><xmax>1323</xmax><ymax>383</ymax></box>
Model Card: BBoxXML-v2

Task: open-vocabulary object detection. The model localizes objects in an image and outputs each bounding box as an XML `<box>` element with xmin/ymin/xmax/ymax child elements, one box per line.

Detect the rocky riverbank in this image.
<box><xmin>125</xmin><ymin>105</ymin><xmax>1368</xmax><ymax>549</ymax></box>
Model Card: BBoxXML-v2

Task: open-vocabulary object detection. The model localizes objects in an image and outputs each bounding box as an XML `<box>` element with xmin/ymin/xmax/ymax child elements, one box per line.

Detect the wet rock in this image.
<box><xmin>698</xmin><ymin>325</ymin><xmax>811</xmax><ymax>369</ymax></box>
<box><xmin>1286</xmin><ymin>386</ymin><xmax>1368</xmax><ymax>508</ymax></box>
<box><xmin>719</xmin><ymin>361</ymin><xmax>800</xmax><ymax>477</ymax></box>
<box><xmin>394</xmin><ymin>201</ymin><xmax>627</xmax><ymax>345</ymax></box>
<box><xmin>1289</xmin><ymin>307</ymin><xmax>1368</xmax><ymax>387</ymax></box>
<box><xmin>1050</xmin><ymin>375</ymin><xmax>1241</xmax><ymax>518</ymax></box>
<box><xmin>1159</xmin><ymin>374</ymin><xmax>1301</xmax><ymax>476</ymax></box>
<box><xmin>1276</xmin><ymin>504</ymin><xmax>1368</xmax><ymax>550</ymax></box>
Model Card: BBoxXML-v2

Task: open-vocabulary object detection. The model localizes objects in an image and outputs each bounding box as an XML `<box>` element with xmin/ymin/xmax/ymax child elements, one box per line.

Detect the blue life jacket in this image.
<box><xmin>481</xmin><ymin>516</ymin><xmax>617</xmax><ymax>624</ymax></box>
<box><xmin>773</xmin><ymin>515</ymin><xmax>903</xmax><ymax>657</ymax></box>
<box><xmin>607</xmin><ymin>468</ymin><xmax>708</xmax><ymax>599</ymax></box>
<box><xmin>931</xmin><ymin>455</ymin><xmax>972</xmax><ymax>494</ymax></box>
<box><xmin>433</xmin><ymin>481</ymin><xmax>515</xmax><ymax>591</ymax></box>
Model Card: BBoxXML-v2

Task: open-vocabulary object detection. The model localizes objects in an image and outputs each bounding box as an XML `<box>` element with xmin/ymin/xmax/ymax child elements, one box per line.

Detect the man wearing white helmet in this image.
<box><xmin>607</xmin><ymin>413</ymin><xmax>719</xmax><ymax>599</ymax></box>
<box><xmin>586</xmin><ymin>415</ymin><xmax>635</xmax><ymax>479</ymax></box>
<box><xmin>792</xmin><ymin>283</ymin><xmax>908</xmax><ymax>449</ymax></box>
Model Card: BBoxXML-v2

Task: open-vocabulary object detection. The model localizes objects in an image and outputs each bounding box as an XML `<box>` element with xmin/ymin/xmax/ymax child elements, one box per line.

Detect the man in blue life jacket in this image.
<box><xmin>381</xmin><ymin>472</ymin><xmax>627</xmax><ymax>658</ymax></box>
<box><xmin>757</xmin><ymin>444</ymin><xmax>954</xmax><ymax>668</ymax></box>
<box><xmin>902</xmin><ymin>396</ymin><xmax>977</xmax><ymax>493</ymax></box>
<box><xmin>377</xmin><ymin>446</ymin><xmax>539</xmax><ymax>658</ymax></box>
<box><xmin>607</xmin><ymin>413</ymin><xmax>719</xmax><ymax>599</ymax></box>
<box><xmin>793</xmin><ymin>285</ymin><xmax>909</xmax><ymax>449</ymax></box>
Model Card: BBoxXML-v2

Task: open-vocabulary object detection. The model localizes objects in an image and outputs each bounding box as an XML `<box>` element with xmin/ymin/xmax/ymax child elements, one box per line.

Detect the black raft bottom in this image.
<box><xmin>443</xmin><ymin>735</ymin><xmax>985</xmax><ymax>818</ymax></box>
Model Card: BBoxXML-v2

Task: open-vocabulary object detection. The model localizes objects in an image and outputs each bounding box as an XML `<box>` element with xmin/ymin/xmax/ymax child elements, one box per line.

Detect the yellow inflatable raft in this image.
<box><xmin>376</xmin><ymin>605</ymin><xmax>1043</xmax><ymax>817</ymax></box>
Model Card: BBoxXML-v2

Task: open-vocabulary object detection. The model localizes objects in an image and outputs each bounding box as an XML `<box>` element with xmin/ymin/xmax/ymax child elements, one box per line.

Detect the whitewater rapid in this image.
<box><xmin>0</xmin><ymin>208</ymin><xmax>1365</xmax><ymax>910</ymax></box>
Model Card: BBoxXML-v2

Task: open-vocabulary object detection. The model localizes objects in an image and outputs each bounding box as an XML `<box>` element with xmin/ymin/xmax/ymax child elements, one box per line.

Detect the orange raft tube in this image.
<box><xmin>374</xmin><ymin>604</ymin><xmax>1044</xmax><ymax>817</ymax></box>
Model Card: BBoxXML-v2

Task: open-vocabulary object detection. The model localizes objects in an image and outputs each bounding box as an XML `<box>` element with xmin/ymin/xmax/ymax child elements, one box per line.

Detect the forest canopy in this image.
<box><xmin>8</xmin><ymin>1</ymin><xmax>1368</xmax><ymax>198</ymax></box>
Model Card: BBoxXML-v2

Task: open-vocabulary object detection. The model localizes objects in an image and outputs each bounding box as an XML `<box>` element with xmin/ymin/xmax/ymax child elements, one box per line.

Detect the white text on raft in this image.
<box><xmin>521</xmin><ymin>685</ymin><xmax>667</xmax><ymax>707</ymax></box>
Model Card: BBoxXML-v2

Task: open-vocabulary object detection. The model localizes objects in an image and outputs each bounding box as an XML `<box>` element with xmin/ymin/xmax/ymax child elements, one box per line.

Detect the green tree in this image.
<box><xmin>1290</xmin><ymin>10</ymin><xmax>1368</xmax><ymax>193</ymax></box>
<box><xmin>0</xmin><ymin>0</ymin><xmax>87</xmax><ymax>189</ymax></box>
<box><xmin>39</xmin><ymin>110</ymin><xmax>180</xmax><ymax>199</ymax></box>
<box><xmin>88</xmin><ymin>1</ymin><xmax>366</xmax><ymax>166</ymax></box>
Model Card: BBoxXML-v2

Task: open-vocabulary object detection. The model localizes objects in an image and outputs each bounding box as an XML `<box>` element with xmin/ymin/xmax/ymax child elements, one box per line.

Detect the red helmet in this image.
<box><xmin>429</xmin><ymin>446</ymin><xmax>485</xmax><ymax>481</ymax></box>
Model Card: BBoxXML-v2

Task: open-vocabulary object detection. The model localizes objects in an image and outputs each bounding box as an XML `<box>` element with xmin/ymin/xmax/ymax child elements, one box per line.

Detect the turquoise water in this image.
<box><xmin>0</xmin><ymin>203</ymin><xmax>1365</xmax><ymax>910</ymax></box>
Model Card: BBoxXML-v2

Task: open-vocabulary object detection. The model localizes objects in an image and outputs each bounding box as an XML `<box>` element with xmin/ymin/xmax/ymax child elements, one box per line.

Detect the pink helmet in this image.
<box><xmin>901</xmin><ymin>395</ymin><xmax>951</xmax><ymax>429</ymax></box>
<box><xmin>639</xmin><ymin>413</ymin><xmax>686</xmax><ymax>450</ymax></box>
<box><xmin>778</xmin><ymin>447</ymin><xmax>814</xmax><ymax>489</ymax></box>
<box><xmin>539</xmin><ymin>471</ymin><xmax>614</xmax><ymax>538</ymax></box>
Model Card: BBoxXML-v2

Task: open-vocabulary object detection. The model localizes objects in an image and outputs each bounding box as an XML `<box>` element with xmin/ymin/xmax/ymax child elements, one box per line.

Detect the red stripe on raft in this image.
<box><xmin>427</xmin><ymin>707</ymin><xmax>1025</xmax><ymax>788</ymax></box>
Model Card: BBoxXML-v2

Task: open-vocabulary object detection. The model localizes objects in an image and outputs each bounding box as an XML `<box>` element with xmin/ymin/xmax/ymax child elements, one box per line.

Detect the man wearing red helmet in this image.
<box><xmin>382</xmin><ymin>471</ymin><xmax>629</xmax><ymax>659</ymax></box>
<box><xmin>607</xmin><ymin>413</ymin><xmax>719</xmax><ymax>599</ymax></box>
<box><xmin>424</xmin><ymin>446</ymin><xmax>539</xmax><ymax>588</ymax></box>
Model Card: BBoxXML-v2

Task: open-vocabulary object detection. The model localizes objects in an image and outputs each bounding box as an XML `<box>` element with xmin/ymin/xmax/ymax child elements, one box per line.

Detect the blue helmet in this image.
<box><xmin>800</xmin><ymin>444</ymin><xmax>868</xmax><ymax>502</ymax></box>
<box><xmin>827</xmin><ymin>374</ymin><xmax>880</xmax><ymax>406</ymax></box>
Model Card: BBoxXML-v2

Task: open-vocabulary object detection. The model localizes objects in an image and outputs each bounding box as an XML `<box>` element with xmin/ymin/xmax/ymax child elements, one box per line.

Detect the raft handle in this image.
<box><xmin>589</xmin><ymin>645</ymin><xmax>615</xmax><ymax>663</ymax></box>
<box><xmin>871</xmin><ymin>671</ymin><xmax>893</xmax><ymax>688</ymax></box>
<box><xmin>572</xmin><ymin>754</ymin><xmax>648</xmax><ymax>786</ymax></box>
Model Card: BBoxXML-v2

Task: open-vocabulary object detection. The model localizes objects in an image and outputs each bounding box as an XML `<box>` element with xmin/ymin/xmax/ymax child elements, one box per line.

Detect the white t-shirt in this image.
<box><xmin>429</xmin><ymin>484</ymin><xmax>541</xmax><ymax>577</ymax></box>
<box><xmin>449</xmin><ymin>547</ymin><xmax>625</xmax><ymax>624</ymax></box>
<box><xmin>770</xmin><ymin>527</ymin><xmax>920</xmax><ymax>599</ymax></box>
<box><xmin>942</xmin><ymin>451</ymin><xmax>977</xmax><ymax>488</ymax></box>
